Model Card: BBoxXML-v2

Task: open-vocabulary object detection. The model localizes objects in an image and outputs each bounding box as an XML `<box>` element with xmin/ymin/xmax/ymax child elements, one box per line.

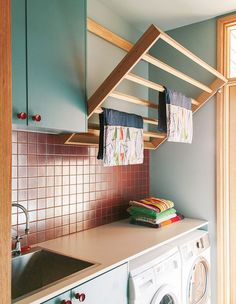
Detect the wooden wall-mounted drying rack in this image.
<box><xmin>62</xmin><ymin>18</ymin><xmax>227</xmax><ymax>150</ymax></box>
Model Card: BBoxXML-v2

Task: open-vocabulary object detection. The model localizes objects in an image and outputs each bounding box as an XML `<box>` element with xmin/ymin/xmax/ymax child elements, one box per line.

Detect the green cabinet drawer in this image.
<box><xmin>71</xmin><ymin>263</ymin><xmax>128</xmax><ymax>304</ymax></box>
<box><xmin>43</xmin><ymin>290</ymin><xmax>71</xmax><ymax>304</ymax></box>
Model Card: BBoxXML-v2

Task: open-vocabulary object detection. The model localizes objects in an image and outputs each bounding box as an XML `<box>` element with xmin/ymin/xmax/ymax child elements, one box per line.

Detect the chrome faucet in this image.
<box><xmin>12</xmin><ymin>203</ymin><xmax>29</xmax><ymax>255</ymax></box>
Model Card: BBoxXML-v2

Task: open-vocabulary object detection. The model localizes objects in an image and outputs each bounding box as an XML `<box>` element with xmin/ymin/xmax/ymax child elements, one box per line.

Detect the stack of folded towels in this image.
<box><xmin>127</xmin><ymin>197</ymin><xmax>183</xmax><ymax>228</ymax></box>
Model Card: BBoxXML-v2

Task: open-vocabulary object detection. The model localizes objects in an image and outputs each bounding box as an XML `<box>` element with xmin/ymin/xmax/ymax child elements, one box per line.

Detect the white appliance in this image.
<box><xmin>129</xmin><ymin>245</ymin><xmax>181</xmax><ymax>304</ymax></box>
<box><xmin>172</xmin><ymin>230</ymin><xmax>211</xmax><ymax>304</ymax></box>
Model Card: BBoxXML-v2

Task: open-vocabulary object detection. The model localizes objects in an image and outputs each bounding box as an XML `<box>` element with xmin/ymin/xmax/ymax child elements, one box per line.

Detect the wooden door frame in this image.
<box><xmin>217</xmin><ymin>13</ymin><xmax>236</xmax><ymax>304</ymax></box>
<box><xmin>0</xmin><ymin>0</ymin><xmax>12</xmax><ymax>302</ymax></box>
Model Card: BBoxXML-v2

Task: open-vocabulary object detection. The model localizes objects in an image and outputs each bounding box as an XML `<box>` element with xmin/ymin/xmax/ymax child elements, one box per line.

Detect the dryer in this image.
<box><xmin>129</xmin><ymin>246</ymin><xmax>181</xmax><ymax>304</ymax></box>
<box><xmin>172</xmin><ymin>230</ymin><xmax>211</xmax><ymax>304</ymax></box>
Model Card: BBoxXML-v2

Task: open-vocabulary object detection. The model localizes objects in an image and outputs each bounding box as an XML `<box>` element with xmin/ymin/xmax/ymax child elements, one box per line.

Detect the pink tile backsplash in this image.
<box><xmin>12</xmin><ymin>131</ymin><xmax>149</xmax><ymax>246</ymax></box>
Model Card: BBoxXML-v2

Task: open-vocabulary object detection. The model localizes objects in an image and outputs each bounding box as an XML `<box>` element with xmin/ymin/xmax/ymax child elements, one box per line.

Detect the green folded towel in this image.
<box><xmin>127</xmin><ymin>206</ymin><xmax>176</xmax><ymax>219</ymax></box>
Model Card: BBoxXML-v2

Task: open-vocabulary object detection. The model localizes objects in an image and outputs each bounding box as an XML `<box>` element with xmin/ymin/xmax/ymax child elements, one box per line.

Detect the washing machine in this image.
<box><xmin>129</xmin><ymin>245</ymin><xmax>181</xmax><ymax>304</ymax></box>
<box><xmin>171</xmin><ymin>230</ymin><xmax>211</xmax><ymax>304</ymax></box>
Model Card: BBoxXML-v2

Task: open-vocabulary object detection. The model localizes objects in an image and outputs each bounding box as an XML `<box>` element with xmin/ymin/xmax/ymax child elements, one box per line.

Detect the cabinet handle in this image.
<box><xmin>32</xmin><ymin>114</ymin><xmax>41</xmax><ymax>122</ymax></box>
<box><xmin>61</xmin><ymin>300</ymin><xmax>72</xmax><ymax>304</ymax></box>
<box><xmin>17</xmin><ymin>112</ymin><xmax>27</xmax><ymax>120</ymax></box>
<box><xmin>75</xmin><ymin>293</ymin><xmax>86</xmax><ymax>302</ymax></box>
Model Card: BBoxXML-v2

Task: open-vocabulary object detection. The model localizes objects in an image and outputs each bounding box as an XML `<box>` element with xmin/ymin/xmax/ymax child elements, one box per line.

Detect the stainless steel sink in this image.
<box><xmin>12</xmin><ymin>247</ymin><xmax>94</xmax><ymax>301</ymax></box>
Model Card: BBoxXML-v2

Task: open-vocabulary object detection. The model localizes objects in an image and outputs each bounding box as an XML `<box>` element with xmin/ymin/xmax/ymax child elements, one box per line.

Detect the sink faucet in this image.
<box><xmin>12</xmin><ymin>203</ymin><xmax>29</xmax><ymax>255</ymax></box>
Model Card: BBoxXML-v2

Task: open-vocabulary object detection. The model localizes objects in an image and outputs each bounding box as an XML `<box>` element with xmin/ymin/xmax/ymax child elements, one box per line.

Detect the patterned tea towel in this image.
<box><xmin>97</xmin><ymin>108</ymin><xmax>143</xmax><ymax>166</ymax></box>
<box><xmin>158</xmin><ymin>88</ymin><xmax>193</xmax><ymax>143</ymax></box>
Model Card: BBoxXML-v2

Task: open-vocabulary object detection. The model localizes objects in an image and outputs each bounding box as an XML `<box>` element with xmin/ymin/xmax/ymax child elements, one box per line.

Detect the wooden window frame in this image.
<box><xmin>227</xmin><ymin>25</ymin><xmax>236</xmax><ymax>79</ymax></box>
<box><xmin>217</xmin><ymin>13</ymin><xmax>236</xmax><ymax>304</ymax></box>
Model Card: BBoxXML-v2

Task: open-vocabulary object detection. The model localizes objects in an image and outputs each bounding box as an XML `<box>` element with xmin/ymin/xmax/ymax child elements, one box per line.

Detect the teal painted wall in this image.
<box><xmin>149</xmin><ymin>18</ymin><xmax>217</xmax><ymax>301</ymax></box>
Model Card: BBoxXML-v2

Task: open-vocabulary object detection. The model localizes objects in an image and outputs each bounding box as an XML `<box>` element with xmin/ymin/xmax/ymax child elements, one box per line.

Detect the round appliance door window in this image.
<box><xmin>159</xmin><ymin>294</ymin><xmax>175</xmax><ymax>304</ymax></box>
<box><xmin>188</xmin><ymin>258</ymin><xmax>209</xmax><ymax>304</ymax></box>
<box><xmin>151</xmin><ymin>285</ymin><xmax>179</xmax><ymax>304</ymax></box>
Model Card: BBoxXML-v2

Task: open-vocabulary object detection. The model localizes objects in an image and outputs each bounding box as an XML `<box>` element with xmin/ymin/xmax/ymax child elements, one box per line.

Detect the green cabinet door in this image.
<box><xmin>26</xmin><ymin>0</ymin><xmax>87</xmax><ymax>132</ymax></box>
<box><xmin>11</xmin><ymin>0</ymin><xmax>27</xmax><ymax>126</ymax></box>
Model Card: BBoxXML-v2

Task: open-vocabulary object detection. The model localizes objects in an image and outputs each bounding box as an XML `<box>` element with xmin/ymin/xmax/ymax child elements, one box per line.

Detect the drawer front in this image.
<box><xmin>71</xmin><ymin>263</ymin><xmax>128</xmax><ymax>304</ymax></box>
<box><xmin>43</xmin><ymin>290</ymin><xmax>71</xmax><ymax>304</ymax></box>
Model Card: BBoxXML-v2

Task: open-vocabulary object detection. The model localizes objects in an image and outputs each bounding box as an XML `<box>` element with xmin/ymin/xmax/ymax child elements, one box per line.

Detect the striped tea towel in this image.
<box><xmin>129</xmin><ymin>197</ymin><xmax>174</xmax><ymax>213</ymax></box>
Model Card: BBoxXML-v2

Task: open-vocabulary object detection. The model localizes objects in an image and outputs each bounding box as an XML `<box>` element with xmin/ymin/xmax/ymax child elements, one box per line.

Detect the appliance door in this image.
<box><xmin>151</xmin><ymin>285</ymin><xmax>179</xmax><ymax>304</ymax></box>
<box><xmin>187</xmin><ymin>257</ymin><xmax>210</xmax><ymax>304</ymax></box>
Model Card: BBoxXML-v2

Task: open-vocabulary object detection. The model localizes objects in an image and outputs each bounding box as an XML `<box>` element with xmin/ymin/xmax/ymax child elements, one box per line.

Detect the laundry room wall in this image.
<box><xmin>149</xmin><ymin>18</ymin><xmax>218</xmax><ymax>302</ymax></box>
<box><xmin>87</xmin><ymin>0</ymin><xmax>149</xmax><ymax>123</ymax></box>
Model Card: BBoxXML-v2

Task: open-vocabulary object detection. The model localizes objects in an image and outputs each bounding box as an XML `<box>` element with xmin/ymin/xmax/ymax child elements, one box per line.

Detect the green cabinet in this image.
<box><xmin>11</xmin><ymin>0</ymin><xmax>87</xmax><ymax>133</ymax></box>
<box><xmin>43</xmin><ymin>263</ymin><xmax>128</xmax><ymax>304</ymax></box>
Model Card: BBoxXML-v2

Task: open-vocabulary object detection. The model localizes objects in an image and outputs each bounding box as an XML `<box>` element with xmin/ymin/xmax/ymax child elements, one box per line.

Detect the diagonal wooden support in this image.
<box><xmin>88</xmin><ymin>25</ymin><xmax>161</xmax><ymax>118</ymax></box>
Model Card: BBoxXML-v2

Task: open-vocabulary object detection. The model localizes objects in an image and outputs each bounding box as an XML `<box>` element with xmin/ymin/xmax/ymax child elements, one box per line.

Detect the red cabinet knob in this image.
<box><xmin>32</xmin><ymin>114</ymin><xmax>41</xmax><ymax>122</ymax></box>
<box><xmin>17</xmin><ymin>112</ymin><xmax>27</xmax><ymax>120</ymax></box>
<box><xmin>61</xmin><ymin>300</ymin><xmax>72</xmax><ymax>304</ymax></box>
<box><xmin>75</xmin><ymin>293</ymin><xmax>86</xmax><ymax>302</ymax></box>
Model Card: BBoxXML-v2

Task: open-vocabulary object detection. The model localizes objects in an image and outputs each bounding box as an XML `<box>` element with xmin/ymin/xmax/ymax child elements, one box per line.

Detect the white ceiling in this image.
<box><xmin>99</xmin><ymin>0</ymin><xmax>236</xmax><ymax>31</ymax></box>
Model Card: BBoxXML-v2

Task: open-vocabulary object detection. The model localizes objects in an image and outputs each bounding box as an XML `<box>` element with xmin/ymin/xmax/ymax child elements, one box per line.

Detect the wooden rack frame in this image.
<box><xmin>63</xmin><ymin>18</ymin><xmax>227</xmax><ymax>149</ymax></box>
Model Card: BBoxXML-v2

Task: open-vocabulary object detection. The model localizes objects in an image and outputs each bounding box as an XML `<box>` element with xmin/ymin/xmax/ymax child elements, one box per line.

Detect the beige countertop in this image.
<box><xmin>15</xmin><ymin>217</ymin><xmax>208</xmax><ymax>304</ymax></box>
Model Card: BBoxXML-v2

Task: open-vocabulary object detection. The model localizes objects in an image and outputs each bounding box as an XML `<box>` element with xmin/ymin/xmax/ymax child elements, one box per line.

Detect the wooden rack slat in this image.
<box><xmin>87</xmin><ymin>24</ymin><xmax>161</xmax><ymax>118</ymax></box>
<box><xmin>191</xmin><ymin>99</ymin><xmax>200</xmax><ymax>106</ymax></box>
<box><xmin>144</xmin><ymin>131</ymin><xmax>166</xmax><ymax>139</ymax></box>
<box><xmin>93</xmin><ymin>108</ymin><xmax>103</xmax><ymax>114</ymax></box>
<box><xmin>87</xmin><ymin>18</ymin><xmax>133</xmax><ymax>52</ymax></box>
<box><xmin>88</xmin><ymin>123</ymin><xmax>165</xmax><ymax>139</ymax></box>
<box><xmin>143</xmin><ymin>117</ymin><xmax>158</xmax><ymax>125</ymax></box>
<box><xmin>142</xmin><ymin>53</ymin><xmax>212</xmax><ymax>93</ymax></box>
<box><xmin>125</xmin><ymin>72</ymin><xmax>200</xmax><ymax>105</ymax></box>
<box><xmin>63</xmin><ymin>132</ymin><xmax>156</xmax><ymax>149</ymax></box>
<box><xmin>149</xmin><ymin>136</ymin><xmax>167</xmax><ymax>150</ymax></box>
<box><xmin>125</xmin><ymin>72</ymin><xmax>164</xmax><ymax>91</ymax></box>
<box><xmin>110</xmin><ymin>91</ymin><xmax>158</xmax><ymax>109</ymax></box>
<box><xmin>93</xmin><ymin>108</ymin><xmax>158</xmax><ymax>125</ymax></box>
<box><xmin>143</xmin><ymin>141</ymin><xmax>156</xmax><ymax>149</ymax></box>
<box><xmin>159</xmin><ymin>32</ymin><xmax>228</xmax><ymax>83</ymax></box>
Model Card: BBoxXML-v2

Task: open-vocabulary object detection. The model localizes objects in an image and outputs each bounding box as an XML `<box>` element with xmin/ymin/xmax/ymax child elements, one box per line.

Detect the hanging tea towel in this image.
<box><xmin>97</xmin><ymin>108</ymin><xmax>144</xmax><ymax>166</ymax></box>
<box><xmin>158</xmin><ymin>88</ymin><xmax>193</xmax><ymax>143</ymax></box>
